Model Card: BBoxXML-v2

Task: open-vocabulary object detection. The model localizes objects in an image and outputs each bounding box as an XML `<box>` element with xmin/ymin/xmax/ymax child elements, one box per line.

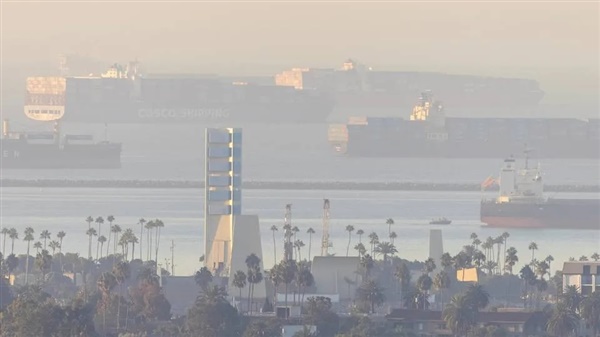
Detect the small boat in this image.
<box><xmin>429</xmin><ymin>217</ymin><xmax>452</xmax><ymax>225</ymax></box>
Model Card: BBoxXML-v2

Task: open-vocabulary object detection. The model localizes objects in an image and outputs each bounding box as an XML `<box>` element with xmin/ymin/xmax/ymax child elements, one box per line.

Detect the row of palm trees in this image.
<box><xmin>84</xmin><ymin>216</ymin><xmax>165</xmax><ymax>263</ymax></box>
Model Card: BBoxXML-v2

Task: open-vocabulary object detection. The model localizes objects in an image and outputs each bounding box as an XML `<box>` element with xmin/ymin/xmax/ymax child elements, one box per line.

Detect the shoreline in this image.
<box><xmin>1</xmin><ymin>179</ymin><xmax>598</xmax><ymax>192</ymax></box>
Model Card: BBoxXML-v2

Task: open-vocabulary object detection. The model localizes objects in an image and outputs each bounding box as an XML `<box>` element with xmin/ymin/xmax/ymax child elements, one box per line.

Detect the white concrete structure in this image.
<box><xmin>203</xmin><ymin>128</ymin><xmax>265</xmax><ymax>299</ymax></box>
<box><xmin>429</xmin><ymin>229</ymin><xmax>444</xmax><ymax>273</ymax></box>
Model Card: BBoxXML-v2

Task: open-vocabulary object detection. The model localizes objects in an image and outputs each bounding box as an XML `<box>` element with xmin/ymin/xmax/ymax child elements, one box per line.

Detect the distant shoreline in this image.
<box><xmin>1</xmin><ymin>179</ymin><xmax>598</xmax><ymax>192</ymax></box>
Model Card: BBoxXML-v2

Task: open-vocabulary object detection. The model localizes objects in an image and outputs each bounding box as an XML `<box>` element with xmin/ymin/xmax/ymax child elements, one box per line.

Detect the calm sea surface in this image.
<box><xmin>1</xmin><ymin>187</ymin><xmax>598</xmax><ymax>275</ymax></box>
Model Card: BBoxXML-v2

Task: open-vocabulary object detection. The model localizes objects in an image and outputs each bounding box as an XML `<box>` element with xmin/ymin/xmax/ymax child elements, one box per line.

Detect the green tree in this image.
<box><xmin>395</xmin><ymin>262</ymin><xmax>411</xmax><ymax>307</ymax></box>
<box><xmin>195</xmin><ymin>267</ymin><xmax>213</xmax><ymax>291</ymax></box>
<box><xmin>24</xmin><ymin>227</ymin><xmax>35</xmax><ymax>284</ymax></box>
<box><xmin>528</xmin><ymin>242</ymin><xmax>538</xmax><ymax>263</ymax></box>
<box><xmin>464</xmin><ymin>283</ymin><xmax>490</xmax><ymax>310</ymax></box>
<box><xmin>386</xmin><ymin>218</ymin><xmax>394</xmax><ymax>236</ymax></box>
<box><xmin>297</xmin><ymin>266</ymin><xmax>315</xmax><ymax>304</ymax></box>
<box><xmin>354</xmin><ymin>242</ymin><xmax>366</xmax><ymax>258</ymax></box>
<box><xmin>186</xmin><ymin>285</ymin><xmax>240</xmax><ymax>337</ymax></box>
<box><xmin>39</xmin><ymin>229</ymin><xmax>51</xmax><ymax>250</ymax></box>
<box><xmin>1</xmin><ymin>228</ymin><xmax>8</xmax><ymax>257</ymax></box>
<box><xmin>443</xmin><ymin>294</ymin><xmax>477</xmax><ymax>337</ymax></box>
<box><xmin>434</xmin><ymin>270</ymin><xmax>451</xmax><ymax>309</ymax></box>
<box><xmin>580</xmin><ymin>291</ymin><xmax>600</xmax><ymax>337</ymax></box>
<box><xmin>304</xmin><ymin>296</ymin><xmax>339</xmax><ymax>337</ymax></box>
<box><xmin>374</xmin><ymin>241</ymin><xmax>397</xmax><ymax>262</ymax></box>
<box><xmin>97</xmin><ymin>271</ymin><xmax>117</xmax><ymax>332</ymax></box>
<box><xmin>35</xmin><ymin>249</ymin><xmax>53</xmax><ymax>281</ymax></box>
<box><xmin>306</xmin><ymin>227</ymin><xmax>316</xmax><ymax>261</ymax></box>
<box><xmin>368</xmin><ymin>232</ymin><xmax>379</xmax><ymax>256</ymax></box>
<box><xmin>97</xmin><ymin>235</ymin><xmax>107</xmax><ymax>260</ymax></box>
<box><xmin>520</xmin><ymin>265</ymin><xmax>536</xmax><ymax>309</ymax></box>
<box><xmin>356</xmin><ymin>279</ymin><xmax>385</xmax><ymax>314</ymax></box>
<box><xmin>8</xmin><ymin>227</ymin><xmax>18</xmax><ymax>255</ymax></box>
<box><xmin>33</xmin><ymin>241</ymin><xmax>42</xmax><ymax>255</ymax></box>
<box><xmin>546</xmin><ymin>303</ymin><xmax>579</xmax><ymax>337</ymax></box>
<box><xmin>246</xmin><ymin>253</ymin><xmax>264</xmax><ymax>314</ymax></box>
<box><xmin>271</xmin><ymin>225</ymin><xmax>278</xmax><ymax>263</ymax></box>
<box><xmin>232</xmin><ymin>270</ymin><xmax>247</xmax><ymax>304</ymax></box>
<box><xmin>505</xmin><ymin>247</ymin><xmax>519</xmax><ymax>274</ymax></box>
<box><xmin>86</xmin><ymin>227</ymin><xmax>97</xmax><ymax>260</ymax></box>
<box><xmin>113</xmin><ymin>261</ymin><xmax>131</xmax><ymax>332</ymax></box>
<box><xmin>153</xmin><ymin>219</ymin><xmax>165</xmax><ymax>262</ymax></box>
<box><xmin>356</xmin><ymin>229</ymin><xmax>364</xmax><ymax>243</ymax></box>
<box><xmin>345</xmin><ymin>225</ymin><xmax>355</xmax><ymax>257</ymax></box>
<box><xmin>5</xmin><ymin>254</ymin><xmax>19</xmax><ymax>281</ymax></box>
<box><xmin>278</xmin><ymin>259</ymin><xmax>297</xmax><ymax>316</ymax></box>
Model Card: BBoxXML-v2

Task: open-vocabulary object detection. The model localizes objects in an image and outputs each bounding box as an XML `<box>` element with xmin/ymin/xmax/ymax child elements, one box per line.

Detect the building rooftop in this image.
<box><xmin>386</xmin><ymin>309</ymin><xmax>545</xmax><ymax>324</ymax></box>
<box><xmin>562</xmin><ymin>261</ymin><xmax>600</xmax><ymax>275</ymax></box>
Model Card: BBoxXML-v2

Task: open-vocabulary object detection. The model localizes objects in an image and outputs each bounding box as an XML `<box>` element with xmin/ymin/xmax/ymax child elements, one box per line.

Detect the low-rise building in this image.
<box><xmin>562</xmin><ymin>261</ymin><xmax>600</xmax><ymax>295</ymax></box>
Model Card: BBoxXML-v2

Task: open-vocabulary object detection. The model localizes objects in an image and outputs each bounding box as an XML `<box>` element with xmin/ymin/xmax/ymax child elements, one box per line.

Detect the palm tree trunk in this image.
<box><xmin>140</xmin><ymin>225</ymin><xmax>144</xmax><ymax>261</ymax></box>
<box><xmin>147</xmin><ymin>230</ymin><xmax>151</xmax><ymax>261</ymax></box>
<box><xmin>88</xmin><ymin>235</ymin><xmax>92</xmax><ymax>260</ymax></box>
<box><xmin>106</xmin><ymin>232</ymin><xmax>111</xmax><ymax>258</ymax></box>
<box><xmin>25</xmin><ymin>243</ymin><xmax>30</xmax><ymax>284</ymax></box>
<box><xmin>308</xmin><ymin>234</ymin><xmax>312</xmax><ymax>262</ymax></box>
<box><xmin>285</xmin><ymin>282</ymin><xmax>289</xmax><ymax>318</ymax></box>
<box><xmin>11</xmin><ymin>239</ymin><xmax>15</xmax><ymax>255</ymax></box>
<box><xmin>117</xmin><ymin>284</ymin><xmax>122</xmax><ymax>332</ymax></box>
<box><xmin>132</xmin><ymin>242</ymin><xmax>136</xmax><ymax>261</ymax></box>
<box><xmin>247</xmin><ymin>283</ymin><xmax>252</xmax><ymax>314</ymax></box>
<box><xmin>346</xmin><ymin>233</ymin><xmax>351</xmax><ymax>257</ymax></box>
<box><xmin>272</xmin><ymin>232</ymin><xmax>277</xmax><ymax>263</ymax></box>
<box><xmin>2</xmin><ymin>234</ymin><xmax>6</xmax><ymax>257</ymax></box>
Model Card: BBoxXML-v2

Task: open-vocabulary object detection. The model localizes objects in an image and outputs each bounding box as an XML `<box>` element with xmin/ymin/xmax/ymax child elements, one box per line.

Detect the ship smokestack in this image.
<box><xmin>2</xmin><ymin>119</ymin><xmax>9</xmax><ymax>138</ymax></box>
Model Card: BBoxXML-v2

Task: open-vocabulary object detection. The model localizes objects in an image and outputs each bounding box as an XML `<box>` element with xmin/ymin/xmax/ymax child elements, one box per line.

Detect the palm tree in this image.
<box><xmin>33</xmin><ymin>241</ymin><xmax>42</xmax><ymax>255</ymax></box>
<box><xmin>395</xmin><ymin>263</ymin><xmax>411</xmax><ymax>307</ymax></box>
<box><xmin>294</xmin><ymin>240</ymin><xmax>305</xmax><ymax>261</ymax></box>
<box><xmin>97</xmin><ymin>236</ymin><xmax>107</xmax><ymax>260</ymax></box>
<box><xmin>501</xmin><ymin>232</ymin><xmax>510</xmax><ymax>273</ymax></box>
<box><xmin>592</xmin><ymin>253</ymin><xmax>600</xmax><ymax>262</ymax></box>
<box><xmin>56</xmin><ymin>231</ymin><xmax>66</xmax><ymax>253</ymax></box>
<box><xmin>580</xmin><ymin>291</ymin><xmax>600</xmax><ymax>337</ymax></box>
<box><xmin>97</xmin><ymin>271</ymin><xmax>117</xmax><ymax>332</ymax></box>
<box><xmin>270</xmin><ymin>225</ymin><xmax>278</xmax><ymax>263</ymax></box>
<box><xmin>245</xmin><ymin>254</ymin><xmax>264</xmax><ymax>314</ymax></box>
<box><xmin>232</xmin><ymin>270</ymin><xmax>247</xmax><ymax>306</ymax></box>
<box><xmin>48</xmin><ymin>240</ymin><xmax>60</xmax><ymax>255</ymax></box>
<box><xmin>113</xmin><ymin>261</ymin><xmax>131</xmax><ymax>332</ymax></box>
<box><xmin>505</xmin><ymin>247</ymin><xmax>519</xmax><ymax>274</ymax></box>
<box><xmin>85</xmin><ymin>216</ymin><xmax>93</xmax><ymax>231</ymax></box>
<box><xmin>8</xmin><ymin>228</ymin><xmax>18</xmax><ymax>255</ymax></box>
<box><xmin>356</xmin><ymin>279</ymin><xmax>385</xmax><ymax>314</ymax></box>
<box><xmin>23</xmin><ymin>227</ymin><xmax>34</xmax><ymax>284</ymax></box>
<box><xmin>440</xmin><ymin>252</ymin><xmax>453</xmax><ymax>270</ymax></box>
<box><xmin>368</xmin><ymin>232</ymin><xmax>379</xmax><ymax>256</ymax></box>
<box><xmin>345</xmin><ymin>225</ymin><xmax>355</xmax><ymax>257</ymax></box>
<box><xmin>520</xmin><ymin>265</ymin><xmax>536</xmax><ymax>309</ymax></box>
<box><xmin>127</xmin><ymin>231</ymin><xmax>138</xmax><ymax>261</ymax></box>
<box><xmin>561</xmin><ymin>285</ymin><xmax>582</xmax><ymax>312</ymax></box>
<box><xmin>95</xmin><ymin>216</ymin><xmax>105</xmax><ymax>259</ymax></box>
<box><xmin>269</xmin><ymin>264</ymin><xmax>283</xmax><ymax>307</ymax></box>
<box><xmin>111</xmin><ymin>224</ymin><xmax>122</xmax><ymax>257</ymax></box>
<box><xmin>145</xmin><ymin>220</ymin><xmax>154</xmax><ymax>260</ymax></box>
<box><xmin>434</xmin><ymin>270</ymin><xmax>451</xmax><ymax>310</ymax></box>
<box><xmin>292</xmin><ymin>226</ymin><xmax>300</xmax><ymax>242</ymax></box>
<box><xmin>194</xmin><ymin>267</ymin><xmax>213</xmax><ymax>290</ymax></box>
<box><xmin>137</xmin><ymin>217</ymin><xmax>145</xmax><ymax>260</ymax></box>
<box><xmin>306</xmin><ymin>227</ymin><xmax>315</xmax><ymax>262</ymax></box>
<box><xmin>154</xmin><ymin>219</ymin><xmax>164</xmax><ymax>262</ymax></box>
<box><xmin>35</xmin><ymin>249</ymin><xmax>53</xmax><ymax>281</ymax></box>
<box><xmin>389</xmin><ymin>231</ymin><xmax>397</xmax><ymax>245</ymax></box>
<box><xmin>40</xmin><ymin>229</ymin><xmax>51</xmax><ymax>250</ymax></box>
<box><xmin>443</xmin><ymin>294</ymin><xmax>477</xmax><ymax>337</ymax></box>
<box><xmin>297</xmin><ymin>266</ymin><xmax>315</xmax><ymax>304</ymax></box>
<box><xmin>528</xmin><ymin>242</ymin><xmax>538</xmax><ymax>263</ymax></box>
<box><xmin>494</xmin><ymin>235</ymin><xmax>504</xmax><ymax>274</ymax></box>
<box><xmin>546</xmin><ymin>303</ymin><xmax>580</xmax><ymax>337</ymax></box>
<box><xmin>464</xmin><ymin>283</ymin><xmax>490</xmax><ymax>310</ymax></box>
<box><xmin>356</xmin><ymin>229</ymin><xmax>364</xmax><ymax>243</ymax></box>
<box><xmin>545</xmin><ymin>255</ymin><xmax>555</xmax><ymax>276</ymax></box>
<box><xmin>354</xmin><ymin>243</ymin><xmax>366</xmax><ymax>258</ymax></box>
<box><xmin>374</xmin><ymin>242</ymin><xmax>397</xmax><ymax>262</ymax></box>
<box><xmin>1</xmin><ymin>228</ymin><xmax>8</xmax><ymax>257</ymax></box>
<box><xmin>86</xmin><ymin>228</ymin><xmax>97</xmax><ymax>260</ymax></box>
<box><xmin>416</xmin><ymin>274</ymin><xmax>433</xmax><ymax>309</ymax></box>
<box><xmin>386</xmin><ymin>218</ymin><xmax>394</xmax><ymax>236</ymax></box>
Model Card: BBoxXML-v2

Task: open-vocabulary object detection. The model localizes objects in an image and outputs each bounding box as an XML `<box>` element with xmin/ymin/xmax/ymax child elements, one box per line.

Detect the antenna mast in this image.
<box><xmin>321</xmin><ymin>199</ymin><xmax>330</xmax><ymax>256</ymax></box>
<box><xmin>283</xmin><ymin>204</ymin><xmax>294</xmax><ymax>261</ymax></box>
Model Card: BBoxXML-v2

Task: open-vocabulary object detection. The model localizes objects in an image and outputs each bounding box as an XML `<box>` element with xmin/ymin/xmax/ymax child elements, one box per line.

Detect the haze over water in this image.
<box><xmin>2</xmin><ymin>187</ymin><xmax>599</xmax><ymax>275</ymax></box>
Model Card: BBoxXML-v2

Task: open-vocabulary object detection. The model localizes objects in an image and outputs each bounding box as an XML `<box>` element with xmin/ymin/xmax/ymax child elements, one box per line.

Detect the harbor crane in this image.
<box><xmin>321</xmin><ymin>199</ymin><xmax>330</xmax><ymax>256</ymax></box>
<box><xmin>283</xmin><ymin>204</ymin><xmax>294</xmax><ymax>261</ymax></box>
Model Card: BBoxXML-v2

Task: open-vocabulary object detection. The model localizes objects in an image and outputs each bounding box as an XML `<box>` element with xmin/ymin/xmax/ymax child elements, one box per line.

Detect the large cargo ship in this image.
<box><xmin>480</xmin><ymin>153</ymin><xmax>600</xmax><ymax>230</ymax></box>
<box><xmin>328</xmin><ymin>92</ymin><xmax>600</xmax><ymax>158</ymax></box>
<box><xmin>275</xmin><ymin>59</ymin><xmax>545</xmax><ymax>116</ymax></box>
<box><xmin>24</xmin><ymin>62</ymin><xmax>335</xmax><ymax>124</ymax></box>
<box><xmin>1</xmin><ymin>120</ymin><xmax>121</xmax><ymax>169</ymax></box>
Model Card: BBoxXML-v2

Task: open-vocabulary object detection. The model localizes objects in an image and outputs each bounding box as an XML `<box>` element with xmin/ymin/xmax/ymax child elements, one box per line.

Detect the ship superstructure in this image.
<box><xmin>480</xmin><ymin>152</ymin><xmax>600</xmax><ymax>230</ymax></box>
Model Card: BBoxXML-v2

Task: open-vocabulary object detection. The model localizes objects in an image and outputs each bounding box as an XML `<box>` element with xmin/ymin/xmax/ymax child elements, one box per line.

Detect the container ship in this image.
<box><xmin>480</xmin><ymin>153</ymin><xmax>600</xmax><ymax>230</ymax></box>
<box><xmin>328</xmin><ymin>92</ymin><xmax>600</xmax><ymax>158</ymax></box>
<box><xmin>275</xmin><ymin>59</ymin><xmax>545</xmax><ymax>116</ymax></box>
<box><xmin>24</xmin><ymin>61</ymin><xmax>335</xmax><ymax>125</ymax></box>
<box><xmin>1</xmin><ymin>120</ymin><xmax>121</xmax><ymax>169</ymax></box>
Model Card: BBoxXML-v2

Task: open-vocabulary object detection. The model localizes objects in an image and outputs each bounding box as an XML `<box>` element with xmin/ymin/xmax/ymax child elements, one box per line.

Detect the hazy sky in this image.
<box><xmin>2</xmin><ymin>1</ymin><xmax>599</xmax><ymax>106</ymax></box>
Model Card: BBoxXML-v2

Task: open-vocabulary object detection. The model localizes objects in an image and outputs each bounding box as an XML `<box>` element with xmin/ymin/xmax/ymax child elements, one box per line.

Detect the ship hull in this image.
<box><xmin>329</xmin><ymin>117</ymin><xmax>600</xmax><ymax>159</ymax></box>
<box><xmin>480</xmin><ymin>199</ymin><xmax>600</xmax><ymax>230</ymax></box>
<box><xmin>1</xmin><ymin>139</ymin><xmax>121</xmax><ymax>169</ymax></box>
